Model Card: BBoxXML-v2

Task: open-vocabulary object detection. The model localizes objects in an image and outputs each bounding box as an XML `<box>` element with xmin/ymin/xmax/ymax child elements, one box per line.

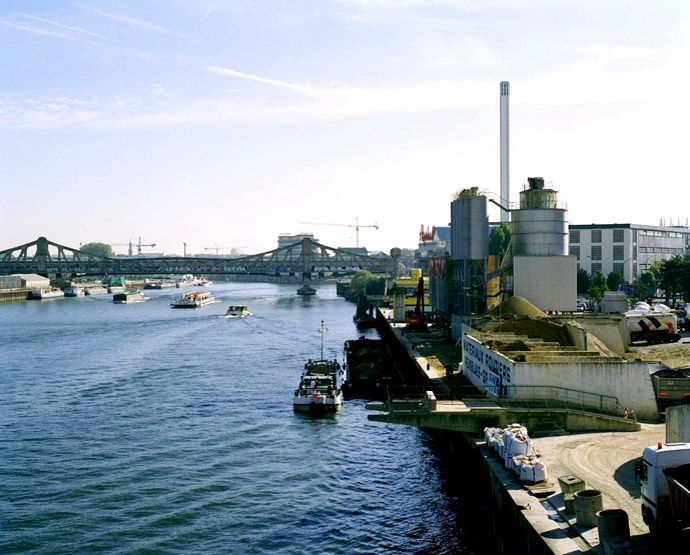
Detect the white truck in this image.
<box><xmin>625</xmin><ymin>302</ymin><xmax>681</xmax><ymax>344</ymax></box>
<box><xmin>636</xmin><ymin>442</ymin><xmax>690</xmax><ymax>538</ymax></box>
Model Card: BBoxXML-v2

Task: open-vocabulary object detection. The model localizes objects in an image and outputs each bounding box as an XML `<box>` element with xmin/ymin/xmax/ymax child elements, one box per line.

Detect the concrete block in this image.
<box><xmin>558</xmin><ymin>474</ymin><xmax>586</xmax><ymax>494</ymax></box>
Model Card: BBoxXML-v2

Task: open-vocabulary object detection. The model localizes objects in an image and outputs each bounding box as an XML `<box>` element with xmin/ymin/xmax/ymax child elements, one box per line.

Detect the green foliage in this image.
<box><xmin>606</xmin><ymin>271</ymin><xmax>624</xmax><ymax>292</ymax></box>
<box><xmin>588</xmin><ymin>271</ymin><xmax>607</xmax><ymax>302</ymax></box>
<box><xmin>658</xmin><ymin>255</ymin><xmax>688</xmax><ymax>305</ymax></box>
<box><xmin>80</xmin><ymin>242</ymin><xmax>114</xmax><ymax>257</ymax></box>
<box><xmin>488</xmin><ymin>223</ymin><xmax>511</xmax><ymax>259</ymax></box>
<box><xmin>577</xmin><ymin>268</ymin><xmax>591</xmax><ymax>295</ymax></box>
<box><xmin>631</xmin><ymin>272</ymin><xmax>657</xmax><ymax>303</ymax></box>
<box><xmin>347</xmin><ymin>270</ymin><xmax>385</xmax><ymax>301</ymax></box>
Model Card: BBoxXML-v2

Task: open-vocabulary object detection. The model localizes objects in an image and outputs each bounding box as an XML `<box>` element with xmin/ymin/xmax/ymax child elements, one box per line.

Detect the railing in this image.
<box><xmin>384</xmin><ymin>385</ymin><xmax>623</xmax><ymax>418</ymax></box>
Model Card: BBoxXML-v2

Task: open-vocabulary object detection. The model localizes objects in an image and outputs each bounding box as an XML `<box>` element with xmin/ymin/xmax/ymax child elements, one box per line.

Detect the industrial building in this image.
<box><xmin>568</xmin><ymin>223</ymin><xmax>690</xmax><ymax>282</ymax></box>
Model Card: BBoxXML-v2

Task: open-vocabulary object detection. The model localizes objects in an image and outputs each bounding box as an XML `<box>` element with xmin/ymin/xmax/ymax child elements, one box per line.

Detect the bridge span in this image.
<box><xmin>0</xmin><ymin>237</ymin><xmax>400</xmax><ymax>279</ymax></box>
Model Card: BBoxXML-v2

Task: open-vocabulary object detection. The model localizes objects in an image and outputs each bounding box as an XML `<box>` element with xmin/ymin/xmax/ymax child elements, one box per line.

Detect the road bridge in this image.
<box><xmin>0</xmin><ymin>236</ymin><xmax>400</xmax><ymax>279</ymax></box>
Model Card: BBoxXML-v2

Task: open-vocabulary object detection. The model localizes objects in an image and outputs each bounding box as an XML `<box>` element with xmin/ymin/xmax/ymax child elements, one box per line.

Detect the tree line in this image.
<box><xmin>578</xmin><ymin>255</ymin><xmax>690</xmax><ymax>305</ymax></box>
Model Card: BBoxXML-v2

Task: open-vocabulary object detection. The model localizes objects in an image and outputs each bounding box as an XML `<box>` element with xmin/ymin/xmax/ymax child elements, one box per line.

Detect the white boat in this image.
<box><xmin>29</xmin><ymin>288</ymin><xmax>65</xmax><ymax>300</ymax></box>
<box><xmin>293</xmin><ymin>321</ymin><xmax>345</xmax><ymax>414</ymax></box>
<box><xmin>64</xmin><ymin>286</ymin><xmax>85</xmax><ymax>297</ymax></box>
<box><xmin>224</xmin><ymin>305</ymin><xmax>250</xmax><ymax>317</ymax></box>
<box><xmin>293</xmin><ymin>360</ymin><xmax>344</xmax><ymax>413</ymax></box>
<box><xmin>171</xmin><ymin>291</ymin><xmax>216</xmax><ymax>308</ymax></box>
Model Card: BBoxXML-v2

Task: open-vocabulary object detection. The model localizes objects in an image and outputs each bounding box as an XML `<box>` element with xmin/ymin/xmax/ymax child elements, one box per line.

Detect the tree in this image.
<box><xmin>80</xmin><ymin>242</ymin><xmax>114</xmax><ymax>258</ymax></box>
<box><xmin>588</xmin><ymin>271</ymin><xmax>607</xmax><ymax>303</ymax></box>
<box><xmin>658</xmin><ymin>255</ymin><xmax>688</xmax><ymax>305</ymax></box>
<box><xmin>606</xmin><ymin>271</ymin><xmax>624</xmax><ymax>292</ymax></box>
<box><xmin>577</xmin><ymin>268</ymin><xmax>591</xmax><ymax>295</ymax></box>
<box><xmin>631</xmin><ymin>271</ymin><xmax>657</xmax><ymax>303</ymax></box>
<box><xmin>347</xmin><ymin>270</ymin><xmax>385</xmax><ymax>301</ymax></box>
<box><xmin>488</xmin><ymin>223</ymin><xmax>511</xmax><ymax>261</ymax></box>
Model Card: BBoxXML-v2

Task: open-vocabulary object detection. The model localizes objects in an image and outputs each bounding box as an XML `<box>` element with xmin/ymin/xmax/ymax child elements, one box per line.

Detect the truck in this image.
<box><xmin>636</xmin><ymin>442</ymin><xmax>690</xmax><ymax>539</ymax></box>
<box><xmin>651</xmin><ymin>367</ymin><xmax>690</xmax><ymax>415</ymax></box>
<box><xmin>625</xmin><ymin>302</ymin><xmax>681</xmax><ymax>344</ymax></box>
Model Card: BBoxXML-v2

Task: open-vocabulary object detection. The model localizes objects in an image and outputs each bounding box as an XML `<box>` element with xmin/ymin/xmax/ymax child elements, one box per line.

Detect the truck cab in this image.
<box><xmin>638</xmin><ymin>442</ymin><xmax>690</xmax><ymax>533</ymax></box>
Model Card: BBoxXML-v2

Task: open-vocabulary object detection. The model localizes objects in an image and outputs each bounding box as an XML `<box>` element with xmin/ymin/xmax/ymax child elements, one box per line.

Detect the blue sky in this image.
<box><xmin>1</xmin><ymin>1</ymin><xmax>688</xmax><ymax>255</ymax></box>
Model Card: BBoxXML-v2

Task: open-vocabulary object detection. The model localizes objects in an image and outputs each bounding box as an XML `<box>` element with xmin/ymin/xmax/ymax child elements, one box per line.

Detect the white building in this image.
<box><xmin>568</xmin><ymin>223</ymin><xmax>690</xmax><ymax>282</ymax></box>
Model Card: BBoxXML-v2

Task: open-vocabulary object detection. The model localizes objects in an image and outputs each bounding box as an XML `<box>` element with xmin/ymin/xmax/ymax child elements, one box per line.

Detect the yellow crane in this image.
<box><xmin>298</xmin><ymin>217</ymin><xmax>379</xmax><ymax>247</ymax></box>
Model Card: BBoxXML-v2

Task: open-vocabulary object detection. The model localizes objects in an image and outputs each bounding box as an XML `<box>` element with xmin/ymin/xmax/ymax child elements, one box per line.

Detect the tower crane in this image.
<box><xmin>204</xmin><ymin>246</ymin><xmax>232</xmax><ymax>255</ymax></box>
<box><xmin>111</xmin><ymin>237</ymin><xmax>156</xmax><ymax>256</ymax></box>
<box><xmin>298</xmin><ymin>217</ymin><xmax>379</xmax><ymax>247</ymax></box>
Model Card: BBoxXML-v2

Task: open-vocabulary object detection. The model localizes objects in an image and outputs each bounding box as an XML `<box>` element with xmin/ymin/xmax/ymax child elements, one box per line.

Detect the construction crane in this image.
<box><xmin>204</xmin><ymin>246</ymin><xmax>232</xmax><ymax>255</ymax></box>
<box><xmin>111</xmin><ymin>237</ymin><xmax>156</xmax><ymax>256</ymax></box>
<box><xmin>298</xmin><ymin>217</ymin><xmax>379</xmax><ymax>247</ymax></box>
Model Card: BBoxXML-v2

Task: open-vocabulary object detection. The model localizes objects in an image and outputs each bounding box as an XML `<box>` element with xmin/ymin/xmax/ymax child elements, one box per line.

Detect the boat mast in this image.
<box><xmin>320</xmin><ymin>320</ymin><xmax>325</xmax><ymax>360</ymax></box>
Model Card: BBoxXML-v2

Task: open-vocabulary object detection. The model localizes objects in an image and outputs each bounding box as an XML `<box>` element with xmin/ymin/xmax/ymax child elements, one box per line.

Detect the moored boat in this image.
<box><xmin>85</xmin><ymin>286</ymin><xmax>107</xmax><ymax>295</ymax></box>
<box><xmin>224</xmin><ymin>305</ymin><xmax>250</xmax><ymax>317</ymax></box>
<box><xmin>29</xmin><ymin>288</ymin><xmax>65</xmax><ymax>300</ymax></box>
<box><xmin>113</xmin><ymin>289</ymin><xmax>144</xmax><ymax>303</ymax></box>
<box><xmin>171</xmin><ymin>291</ymin><xmax>216</xmax><ymax>308</ymax></box>
<box><xmin>64</xmin><ymin>286</ymin><xmax>85</xmax><ymax>297</ymax></box>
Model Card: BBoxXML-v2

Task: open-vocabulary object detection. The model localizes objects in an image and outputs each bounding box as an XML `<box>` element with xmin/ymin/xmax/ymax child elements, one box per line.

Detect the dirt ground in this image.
<box><xmin>622</xmin><ymin>334</ymin><xmax>690</xmax><ymax>369</ymax></box>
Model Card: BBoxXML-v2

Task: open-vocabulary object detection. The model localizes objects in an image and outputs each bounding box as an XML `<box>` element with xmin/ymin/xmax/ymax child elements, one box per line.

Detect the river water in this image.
<box><xmin>1</xmin><ymin>282</ymin><xmax>486</xmax><ymax>554</ymax></box>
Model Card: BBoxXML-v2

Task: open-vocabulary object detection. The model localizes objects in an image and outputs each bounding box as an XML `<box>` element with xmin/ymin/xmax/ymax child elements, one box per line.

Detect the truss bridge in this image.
<box><xmin>0</xmin><ymin>237</ymin><xmax>400</xmax><ymax>279</ymax></box>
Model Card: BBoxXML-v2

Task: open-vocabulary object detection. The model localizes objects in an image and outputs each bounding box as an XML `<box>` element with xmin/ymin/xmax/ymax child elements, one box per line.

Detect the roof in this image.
<box><xmin>12</xmin><ymin>273</ymin><xmax>49</xmax><ymax>280</ymax></box>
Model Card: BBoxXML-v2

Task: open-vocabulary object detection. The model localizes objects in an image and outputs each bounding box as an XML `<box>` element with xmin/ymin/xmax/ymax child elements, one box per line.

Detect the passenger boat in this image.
<box><xmin>170</xmin><ymin>291</ymin><xmax>216</xmax><ymax>308</ymax></box>
<box><xmin>64</xmin><ymin>286</ymin><xmax>85</xmax><ymax>297</ymax></box>
<box><xmin>113</xmin><ymin>289</ymin><xmax>144</xmax><ymax>303</ymax></box>
<box><xmin>293</xmin><ymin>321</ymin><xmax>345</xmax><ymax>414</ymax></box>
<box><xmin>224</xmin><ymin>305</ymin><xmax>250</xmax><ymax>317</ymax></box>
<box><xmin>29</xmin><ymin>288</ymin><xmax>65</xmax><ymax>300</ymax></box>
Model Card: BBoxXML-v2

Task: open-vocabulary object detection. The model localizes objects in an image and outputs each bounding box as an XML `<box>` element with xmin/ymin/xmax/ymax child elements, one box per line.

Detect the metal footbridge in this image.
<box><xmin>0</xmin><ymin>236</ymin><xmax>400</xmax><ymax>278</ymax></box>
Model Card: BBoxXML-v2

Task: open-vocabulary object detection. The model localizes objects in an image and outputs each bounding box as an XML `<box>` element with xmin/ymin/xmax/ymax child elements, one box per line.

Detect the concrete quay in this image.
<box><xmin>365</xmin><ymin>315</ymin><xmax>676</xmax><ymax>553</ymax></box>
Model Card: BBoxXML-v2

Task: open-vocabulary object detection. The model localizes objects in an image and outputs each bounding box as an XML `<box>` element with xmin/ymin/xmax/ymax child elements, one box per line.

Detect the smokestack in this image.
<box><xmin>500</xmin><ymin>81</ymin><xmax>510</xmax><ymax>223</ymax></box>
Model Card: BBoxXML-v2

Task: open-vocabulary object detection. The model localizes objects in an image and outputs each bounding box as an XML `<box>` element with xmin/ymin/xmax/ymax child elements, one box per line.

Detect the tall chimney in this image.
<box><xmin>500</xmin><ymin>81</ymin><xmax>510</xmax><ymax>222</ymax></box>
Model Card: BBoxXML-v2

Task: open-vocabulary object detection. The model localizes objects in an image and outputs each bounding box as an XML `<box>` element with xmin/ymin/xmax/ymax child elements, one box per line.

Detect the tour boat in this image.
<box><xmin>63</xmin><ymin>286</ymin><xmax>85</xmax><ymax>297</ymax></box>
<box><xmin>113</xmin><ymin>289</ymin><xmax>144</xmax><ymax>303</ymax></box>
<box><xmin>171</xmin><ymin>291</ymin><xmax>216</xmax><ymax>308</ymax></box>
<box><xmin>29</xmin><ymin>288</ymin><xmax>65</xmax><ymax>300</ymax></box>
<box><xmin>224</xmin><ymin>305</ymin><xmax>251</xmax><ymax>317</ymax></box>
<box><xmin>293</xmin><ymin>321</ymin><xmax>345</xmax><ymax>414</ymax></box>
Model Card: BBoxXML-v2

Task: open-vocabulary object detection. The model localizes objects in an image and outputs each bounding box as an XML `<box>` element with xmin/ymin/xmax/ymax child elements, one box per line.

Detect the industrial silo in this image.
<box><xmin>450</xmin><ymin>188</ymin><xmax>488</xmax><ymax>331</ymax></box>
<box><xmin>511</xmin><ymin>177</ymin><xmax>568</xmax><ymax>256</ymax></box>
<box><xmin>510</xmin><ymin>177</ymin><xmax>576</xmax><ymax>311</ymax></box>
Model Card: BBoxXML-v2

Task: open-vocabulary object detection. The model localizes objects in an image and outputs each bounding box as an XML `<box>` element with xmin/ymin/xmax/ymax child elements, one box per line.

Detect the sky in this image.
<box><xmin>1</xmin><ymin>1</ymin><xmax>689</xmax><ymax>256</ymax></box>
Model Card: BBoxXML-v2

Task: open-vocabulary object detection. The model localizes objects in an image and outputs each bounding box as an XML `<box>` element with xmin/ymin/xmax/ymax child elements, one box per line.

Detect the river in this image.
<box><xmin>1</xmin><ymin>282</ymin><xmax>486</xmax><ymax>554</ymax></box>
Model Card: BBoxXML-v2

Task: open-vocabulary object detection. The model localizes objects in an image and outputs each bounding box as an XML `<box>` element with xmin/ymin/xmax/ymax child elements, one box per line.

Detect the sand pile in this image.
<box><xmin>491</xmin><ymin>318</ymin><xmax>573</xmax><ymax>346</ymax></box>
<box><xmin>488</xmin><ymin>296</ymin><xmax>547</xmax><ymax>319</ymax></box>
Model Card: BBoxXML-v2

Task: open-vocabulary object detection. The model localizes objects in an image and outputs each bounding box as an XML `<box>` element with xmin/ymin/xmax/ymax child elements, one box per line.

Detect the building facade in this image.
<box><xmin>568</xmin><ymin>224</ymin><xmax>690</xmax><ymax>283</ymax></box>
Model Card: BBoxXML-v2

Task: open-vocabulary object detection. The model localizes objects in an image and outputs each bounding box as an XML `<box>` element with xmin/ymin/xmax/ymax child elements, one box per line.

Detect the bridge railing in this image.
<box><xmin>384</xmin><ymin>384</ymin><xmax>623</xmax><ymax>417</ymax></box>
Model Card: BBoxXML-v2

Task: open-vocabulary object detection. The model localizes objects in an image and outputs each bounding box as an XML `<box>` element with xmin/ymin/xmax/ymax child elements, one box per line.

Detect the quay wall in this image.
<box><xmin>0</xmin><ymin>290</ymin><xmax>29</xmax><ymax>303</ymax></box>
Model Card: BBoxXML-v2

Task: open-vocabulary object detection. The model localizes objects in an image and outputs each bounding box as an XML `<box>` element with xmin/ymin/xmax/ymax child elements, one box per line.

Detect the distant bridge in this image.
<box><xmin>0</xmin><ymin>237</ymin><xmax>400</xmax><ymax>279</ymax></box>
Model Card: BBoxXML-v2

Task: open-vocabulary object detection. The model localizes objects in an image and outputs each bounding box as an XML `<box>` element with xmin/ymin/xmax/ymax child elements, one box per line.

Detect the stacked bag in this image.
<box><xmin>484</xmin><ymin>423</ymin><xmax>548</xmax><ymax>483</ymax></box>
